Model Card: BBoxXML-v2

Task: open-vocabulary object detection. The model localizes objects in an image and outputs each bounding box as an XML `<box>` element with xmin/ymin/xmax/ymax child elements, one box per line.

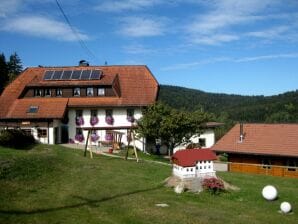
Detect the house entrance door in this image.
<box><xmin>61</xmin><ymin>125</ymin><xmax>69</xmax><ymax>143</ymax></box>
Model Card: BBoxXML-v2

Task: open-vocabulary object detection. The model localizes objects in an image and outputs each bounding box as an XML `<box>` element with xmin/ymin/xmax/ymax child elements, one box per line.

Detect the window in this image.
<box><xmin>76</xmin><ymin>110</ymin><xmax>83</xmax><ymax>117</ymax></box>
<box><xmin>56</xmin><ymin>88</ymin><xmax>62</xmax><ymax>97</ymax></box>
<box><xmin>34</xmin><ymin>89</ymin><xmax>42</xmax><ymax>97</ymax></box>
<box><xmin>98</xmin><ymin>88</ymin><xmax>105</xmax><ymax>96</ymax></box>
<box><xmin>87</xmin><ymin>87</ymin><xmax>94</xmax><ymax>96</ymax></box>
<box><xmin>262</xmin><ymin>159</ymin><xmax>272</xmax><ymax>169</ymax></box>
<box><xmin>106</xmin><ymin>109</ymin><xmax>113</xmax><ymax>117</ymax></box>
<box><xmin>287</xmin><ymin>159</ymin><xmax>297</xmax><ymax>171</ymax></box>
<box><xmin>199</xmin><ymin>138</ymin><xmax>206</xmax><ymax>147</ymax></box>
<box><xmin>74</xmin><ymin>88</ymin><xmax>80</xmax><ymax>96</ymax></box>
<box><xmin>91</xmin><ymin>109</ymin><xmax>97</xmax><ymax>117</ymax></box>
<box><xmin>76</xmin><ymin>128</ymin><xmax>83</xmax><ymax>135</ymax></box>
<box><xmin>27</xmin><ymin>106</ymin><xmax>38</xmax><ymax>113</ymax></box>
<box><xmin>45</xmin><ymin>89</ymin><xmax>51</xmax><ymax>97</ymax></box>
<box><xmin>22</xmin><ymin>129</ymin><xmax>32</xmax><ymax>136</ymax></box>
<box><xmin>37</xmin><ymin>129</ymin><xmax>47</xmax><ymax>138</ymax></box>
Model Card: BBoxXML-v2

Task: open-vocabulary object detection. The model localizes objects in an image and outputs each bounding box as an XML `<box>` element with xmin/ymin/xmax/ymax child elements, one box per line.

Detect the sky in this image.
<box><xmin>1</xmin><ymin>0</ymin><xmax>298</xmax><ymax>96</ymax></box>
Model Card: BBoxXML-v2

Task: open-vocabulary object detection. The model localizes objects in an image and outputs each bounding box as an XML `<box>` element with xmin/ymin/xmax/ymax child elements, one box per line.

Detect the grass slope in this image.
<box><xmin>1</xmin><ymin>145</ymin><xmax>297</xmax><ymax>224</ymax></box>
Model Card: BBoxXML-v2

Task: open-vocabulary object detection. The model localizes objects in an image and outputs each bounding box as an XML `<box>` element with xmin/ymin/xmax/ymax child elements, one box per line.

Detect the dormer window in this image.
<box><xmin>98</xmin><ymin>88</ymin><xmax>105</xmax><ymax>96</ymax></box>
<box><xmin>87</xmin><ymin>87</ymin><xmax>94</xmax><ymax>96</ymax></box>
<box><xmin>34</xmin><ymin>89</ymin><xmax>42</xmax><ymax>97</ymax></box>
<box><xmin>74</xmin><ymin>88</ymin><xmax>80</xmax><ymax>96</ymax></box>
<box><xmin>56</xmin><ymin>88</ymin><xmax>62</xmax><ymax>97</ymax></box>
<box><xmin>45</xmin><ymin>89</ymin><xmax>51</xmax><ymax>97</ymax></box>
<box><xmin>27</xmin><ymin>106</ymin><xmax>38</xmax><ymax>113</ymax></box>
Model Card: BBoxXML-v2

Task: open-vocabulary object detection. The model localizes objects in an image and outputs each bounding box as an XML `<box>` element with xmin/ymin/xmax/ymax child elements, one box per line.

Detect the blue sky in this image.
<box><xmin>1</xmin><ymin>0</ymin><xmax>298</xmax><ymax>96</ymax></box>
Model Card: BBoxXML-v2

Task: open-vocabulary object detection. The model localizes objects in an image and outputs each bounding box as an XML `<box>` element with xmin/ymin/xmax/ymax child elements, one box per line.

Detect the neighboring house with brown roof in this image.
<box><xmin>212</xmin><ymin>123</ymin><xmax>298</xmax><ymax>178</ymax></box>
<box><xmin>172</xmin><ymin>148</ymin><xmax>217</xmax><ymax>179</ymax></box>
<box><xmin>0</xmin><ymin>64</ymin><xmax>158</xmax><ymax>151</ymax></box>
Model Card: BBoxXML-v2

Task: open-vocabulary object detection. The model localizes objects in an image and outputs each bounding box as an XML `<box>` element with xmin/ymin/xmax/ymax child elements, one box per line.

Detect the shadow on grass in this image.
<box><xmin>0</xmin><ymin>184</ymin><xmax>164</xmax><ymax>215</ymax></box>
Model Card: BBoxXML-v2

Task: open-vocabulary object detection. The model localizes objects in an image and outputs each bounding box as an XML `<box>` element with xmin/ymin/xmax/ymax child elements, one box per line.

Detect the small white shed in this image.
<box><xmin>172</xmin><ymin>148</ymin><xmax>217</xmax><ymax>179</ymax></box>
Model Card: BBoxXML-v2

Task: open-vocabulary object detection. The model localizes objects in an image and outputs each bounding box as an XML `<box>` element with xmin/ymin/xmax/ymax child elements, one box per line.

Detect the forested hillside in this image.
<box><xmin>158</xmin><ymin>85</ymin><xmax>298</xmax><ymax>123</ymax></box>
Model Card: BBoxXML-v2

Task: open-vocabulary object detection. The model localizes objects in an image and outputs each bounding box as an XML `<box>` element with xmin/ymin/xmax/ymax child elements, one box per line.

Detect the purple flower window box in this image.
<box><xmin>127</xmin><ymin>116</ymin><xmax>135</xmax><ymax>123</ymax></box>
<box><xmin>105</xmin><ymin>115</ymin><xmax>114</xmax><ymax>125</ymax></box>
<box><xmin>69</xmin><ymin>138</ymin><xmax>75</xmax><ymax>144</ymax></box>
<box><xmin>90</xmin><ymin>116</ymin><xmax>99</xmax><ymax>126</ymax></box>
<box><xmin>75</xmin><ymin>134</ymin><xmax>85</xmax><ymax>142</ymax></box>
<box><xmin>91</xmin><ymin>133</ymin><xmax>99</xmax><ymax>142</ymax></box>
<box><xmin>76</xmin><ymin>116</ymin><xmax>84</xmax><ymax>126</ymax></box>
<box><xmin>105</xmin><ymin>133</ymin><xmax>113</xmax><ymax>141</ymax></box>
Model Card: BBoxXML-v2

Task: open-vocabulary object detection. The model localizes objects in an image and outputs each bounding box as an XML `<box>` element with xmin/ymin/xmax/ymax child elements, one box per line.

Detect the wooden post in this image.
<box><xmin>88</xmin><ymin>131</ymin><xmax>93</xmax><ymax>159</ymax></box>
<box><xmin>84</xmin><ymin>130</ymin><xmax>91</xmax><ymax>157</ymax></box>
<box><xmin>125</xmin><ymin>129</ymin><xmax>130</xmax><ymax>160</ymax></box>
<box><xmin>131</xmin><ymin>130</ymin><xmax>139</xmax><ymax>162</ymax></box>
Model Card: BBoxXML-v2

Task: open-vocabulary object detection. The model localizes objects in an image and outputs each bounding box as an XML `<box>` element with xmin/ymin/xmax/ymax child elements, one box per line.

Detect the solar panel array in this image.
<box><xmin>43</xmin><ymin>69</ymin><xmax>102</xmax><ymax>80</ymax></box>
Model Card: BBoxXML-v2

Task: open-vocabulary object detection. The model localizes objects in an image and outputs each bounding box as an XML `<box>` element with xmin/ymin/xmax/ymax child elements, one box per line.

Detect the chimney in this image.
<box><xmin>239</xmin><ymin>123</ymin><xmax>244</xmax><ymax>142</ymax></box>
<box><xmin>79</xmin><ymin>60</ymin><xmax>89</xmax><ymax>67</ymax></box>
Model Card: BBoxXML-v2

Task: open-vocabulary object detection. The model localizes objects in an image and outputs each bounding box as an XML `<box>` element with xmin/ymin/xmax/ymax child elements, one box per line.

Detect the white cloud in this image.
<box><xmin>1</xmin><ymin>15</ymin><xmax>89</xmax><ymax>41</ymax></box>
<box><xmin>119</xmin><ymin>16</ymin><xmax>167</xmax><ymax>37</ymax></box>
<box><xmin>122</xmin><ymin>44</ymin><xmax>157</xmax><ymax>54</ymax></box>
<box><xmin>161</xmin><ymin>52</ymin><xmax>298</xmax><ymax>70</ymax></box>
<box><xmin>95</xmin><ymin>0</ymin><xmax>162</xmax><ymax>12</ymax></box>
<box><xmin>0</xmin><ymin>0</ymin><xmax>22</xmax><ymax>17</ymax></box>
<box><xmin>186</xmin><ymin>0</ymin><xmax>276</xmax><ymax>45</ymax></box>
<box><xmin>235</xmin><ymin>53</ymin><xmax>298</xmax><ymax>62</ymax></box>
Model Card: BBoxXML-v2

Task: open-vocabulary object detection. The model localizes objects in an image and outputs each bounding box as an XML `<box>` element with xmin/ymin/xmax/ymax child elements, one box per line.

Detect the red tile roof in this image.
<box><xmin>0</xmin><ymin>65</ymin><xmax>158</xmax><ymax>120</ymax></box>
<box><xmin>172</xmin><ymin>148</ymin><xmax>217</xmax><ymax>167</ymax></box>
<box><xmin>212</xmin><ymin>123</ymin><xmax>298</xmax><ymax>158</ymax></box>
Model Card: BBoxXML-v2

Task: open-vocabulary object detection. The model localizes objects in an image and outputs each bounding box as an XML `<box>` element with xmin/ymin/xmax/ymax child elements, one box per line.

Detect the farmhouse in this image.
<box><xmin>172</xmin><ymin>148</ymin><xmax>217</xmax><ymax>179</ymax></box>
<box><xmin>0</xmin><ymin>64</ymin><xmax>158</xmax><ymax>151</ymax></box>
<box><xmin>212</xmin><ymin>123</ymin><xmax>298</xmax><ymax>178</ymax></box>
<box><xmin>173</xmin><ymin>122</ymin><xmax>223</xmax><ymax>154</ymax></box>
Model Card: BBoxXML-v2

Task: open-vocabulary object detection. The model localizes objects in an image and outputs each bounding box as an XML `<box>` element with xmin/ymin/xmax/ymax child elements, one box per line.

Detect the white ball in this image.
<box><xmin>262</xmin><ymin>185</ymin><xmax>278</xmax><ymax>201</ymax></box>
<box><xmin>280</xmin><ymin>202</ymin><xmax>292</xmax><ymax>213</ymax></box>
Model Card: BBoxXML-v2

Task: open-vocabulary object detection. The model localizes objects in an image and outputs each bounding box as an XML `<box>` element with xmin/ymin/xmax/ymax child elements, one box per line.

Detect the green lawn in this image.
<box><xmin>0</xmin><ymin>145</ymin><xmax>297</xmax><ymax>224</ymax></box>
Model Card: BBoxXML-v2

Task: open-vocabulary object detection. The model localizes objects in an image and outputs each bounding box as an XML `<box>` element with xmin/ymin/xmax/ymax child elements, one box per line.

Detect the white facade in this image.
<box><xmin>173</xmin><ymin>160</ymin><xmax>216</xmax><ymax>179</ymax></box>
<box><xmin>173</xmin><ymin>129</ymin><xmax>216</xmax><ymax>153</ymax></box>
<box><xmin>68</xmin><ymin>108</ymin><xmax>145</xmax><ymax>151</ymax></box>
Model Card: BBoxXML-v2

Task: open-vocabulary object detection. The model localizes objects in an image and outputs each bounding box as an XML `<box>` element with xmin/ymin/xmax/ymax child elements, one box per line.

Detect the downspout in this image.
<box><xmin>47</xmin><ymin>120</ymin><xmax>50</xmax><ymax>144</ymax></box>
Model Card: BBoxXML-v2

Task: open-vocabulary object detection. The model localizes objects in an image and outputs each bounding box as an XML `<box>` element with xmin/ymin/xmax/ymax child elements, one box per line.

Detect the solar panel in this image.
<box><xmin>62</xmin><ymin>70</ymin><xmax>72</xmax><ymax>80</ymax></box>
<box><xmin>71</xmin><ymin>70</ymin><xmax>82</xmax><ymax>79</ymax></box>
<box><xmin>43</xmin><ymin>70</ymin><xmax>54</xmax><ymax>80</ymax></box>
<box><xmin>81</xmin><ymin>70</ymin><xmax>91</xmax><ymax>80</ymax></box>
<box><xmin>52</xmin><ymin>70</ymin><xmax>63</xmax><ymax>80</ymax></box>
<box><xmin>90</xmin><ymin>70</ymin><xmax>102</xmax><ymax>79</ymax></box>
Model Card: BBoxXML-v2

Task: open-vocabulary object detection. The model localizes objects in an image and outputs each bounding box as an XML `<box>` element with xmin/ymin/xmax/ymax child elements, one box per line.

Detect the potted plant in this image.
<box><xmin>90</xmin><ymin>116</ymin><xmax>99</xmax><ymax>126</ymax></box>
<box><xmin>127</xmin><ymin>115</ymin><xmax>135</xmax><ymax>123</ymax></box>
<box><xmin>76</xmin><ymin>116</ymin><xmax>84</xmax><ymax>126</ymax></box>
<box><xmin>75</xmin><ymin>133</ymin><xmax>84</xmax><ymax>142</ymax></box>
<box><xmin>105</xmin><ymin>115</ymin><xmax>114</xmax><ymax>125</ymax></box>
<box><xmin>91</xmin><ymin>133</ymin><xmax>99</xmax><ymax>142</ymax></box>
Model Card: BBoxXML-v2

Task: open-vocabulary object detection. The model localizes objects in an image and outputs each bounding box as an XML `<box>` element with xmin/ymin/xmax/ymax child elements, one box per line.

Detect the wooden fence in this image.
<box><xmin>214</xmin><ymin>161</ymin><xmax>298</xmax><ymax>178</ymax></box>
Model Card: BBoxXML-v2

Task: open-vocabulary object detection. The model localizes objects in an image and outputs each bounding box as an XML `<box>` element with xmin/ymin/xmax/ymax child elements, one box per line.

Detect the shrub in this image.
<box><xmin>0</xmin><ymin>129</ymin><xmax>36</xmax><ymax>149</ymax></box>
<box><xmin>202</xmin><ymin>177</ymin><xmax>225</xmax><ymax>195</ymax></box>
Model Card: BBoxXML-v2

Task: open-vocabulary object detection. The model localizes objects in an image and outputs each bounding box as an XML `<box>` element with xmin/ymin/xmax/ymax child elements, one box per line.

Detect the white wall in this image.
<box><xmin>173</xmin><ymin>161</ymin><xmax>216</xmax><ymax>179</ymax></box>
<box><xmin>173</xmin><ymin>129</ymin><xmax>215</xmax><ymax>153</ymax></box>
<box><xmin>68</xmin><ymin>108</ymin><xmax>145</xmax><ymax>151</ymax></box>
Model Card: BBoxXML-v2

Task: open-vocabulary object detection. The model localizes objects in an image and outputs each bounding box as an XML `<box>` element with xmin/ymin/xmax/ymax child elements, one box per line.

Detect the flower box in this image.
<box><xmin>76</xmin><ymin>116</ymin><xmax>84</xmax><ymax>126</ymax></box>
<box><xmin>105</xmin><ymin>133</ymin><xmax>113</xmax><ymax>141</ymax></box>
<box><xmin>105</xmin><ymin>115</ymin><xmax>114</xmax><ymax>125</ymax></box>
<box><xmin>91</xmin><ymin>133</ymin><xmax>99</xmax><ymax>142</ymax></box>
<box><xmin>75</xmin><ymin>134</ymin><xmax>84</xmax><ymax>142</ymax></box>
<box><xmin>90</xmin><ymin>116</ymin><xmax>99</xmax><ymax>126</ymax></box>
<box><xmin>127</xmin><ymin>116</ymin><xmax>135</xmax><ymax>123</ymax></box>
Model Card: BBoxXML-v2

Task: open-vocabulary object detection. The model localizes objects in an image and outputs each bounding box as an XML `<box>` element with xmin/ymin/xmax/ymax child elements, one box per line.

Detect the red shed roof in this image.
<box><xmin>172</xmin><ymin>148</ymin><xmax>217</xmax><ymax>167</ymax></box>
<box><xmin>212</xmin><ymin>123</ymin><xmax>298</xmax><ymax>158</ymax></box>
